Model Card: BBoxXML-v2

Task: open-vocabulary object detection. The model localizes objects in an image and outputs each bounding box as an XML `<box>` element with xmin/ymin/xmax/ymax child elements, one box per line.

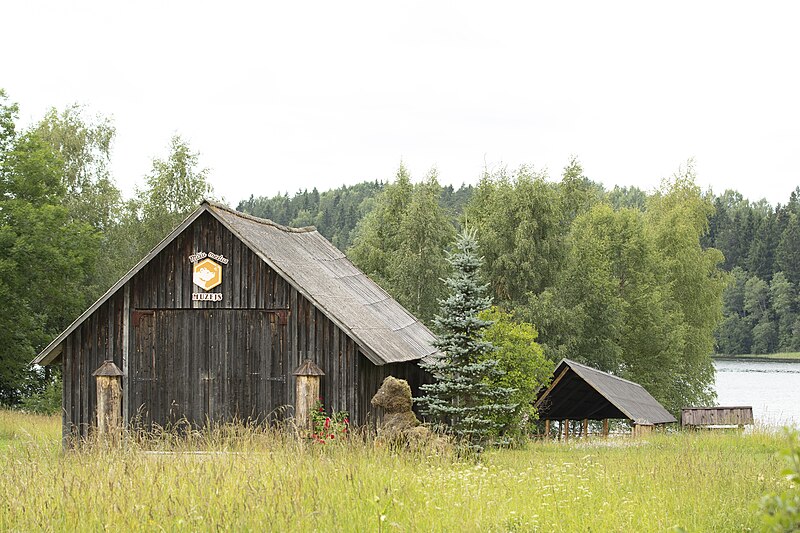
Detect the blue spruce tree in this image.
<box><xmin>417</xmin><ymin>230</ymin><xmax>516</xmax><ymax>450</ymax></box>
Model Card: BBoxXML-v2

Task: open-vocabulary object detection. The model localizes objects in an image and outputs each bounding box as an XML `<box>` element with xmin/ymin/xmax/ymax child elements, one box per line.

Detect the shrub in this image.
<box><xmin>19</xmin><ymin>380</ymin><xmax>61</xmax><ymax>415</ymax></box>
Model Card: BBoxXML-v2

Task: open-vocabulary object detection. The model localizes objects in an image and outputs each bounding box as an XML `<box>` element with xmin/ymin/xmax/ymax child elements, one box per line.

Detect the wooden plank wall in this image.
<box><xmin>62</xmin><ymin>291</ymin><xmax>125</xmax><ymax>441</ymax></box>
<box><xmin>680</xmin><ymin>407</ymin><xmax>754</xmax><ymax>427</ymax></box>
<box><xmin>287</xmin><ymin>285</ymin><xmax>430</xmax><ymax>425</ymax></box>
<box><xmin>61</xmin><ymin>211</ymin><xmax>427</xmax><ymax>441</ymax></box>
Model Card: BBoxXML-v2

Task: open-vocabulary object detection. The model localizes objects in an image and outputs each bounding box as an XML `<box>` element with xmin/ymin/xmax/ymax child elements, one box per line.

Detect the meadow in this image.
<box><xmin>0</xmin><ymin>409</ymin><xmax>790</xmax><ymax>532</ymax></box>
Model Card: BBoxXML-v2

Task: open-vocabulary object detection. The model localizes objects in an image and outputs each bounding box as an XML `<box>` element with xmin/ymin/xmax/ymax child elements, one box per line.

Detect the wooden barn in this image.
<box><xmin>535</xmin><ymin>359</ymin><xmax>676</xmax><ymax>438</ymax></box>
<box><xmin>33</xmin><ymin>200</ymin><xmax>437</xmax><ymax>443</ymax></box>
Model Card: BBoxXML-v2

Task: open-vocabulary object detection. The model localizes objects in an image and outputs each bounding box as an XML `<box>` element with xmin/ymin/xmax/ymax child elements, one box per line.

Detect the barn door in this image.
<box><xmin>130</xmin><ymin>309</ymin><xmax>211</xmax><ymax>428</ymax></box>
<box><xmin>131</xmin><ymin>308</ymin><xmax>288</xmax><ymax>429</ymax></box>
<box><xmin>208</xmin><ymin>310</ymin><xmax>288</xmax><ymax>424</ymax></box>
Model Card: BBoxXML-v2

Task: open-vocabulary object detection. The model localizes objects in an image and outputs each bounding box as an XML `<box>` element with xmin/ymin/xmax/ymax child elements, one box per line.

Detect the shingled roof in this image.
<box><xmin>534</xmin><ymin>359</ymin><xmax>676</xmax><ymax>425</ymax></box>
<box><xmin>34</xmin><ymin>200</ymin><xmax>439</xmax><ymax>367</ymax></box>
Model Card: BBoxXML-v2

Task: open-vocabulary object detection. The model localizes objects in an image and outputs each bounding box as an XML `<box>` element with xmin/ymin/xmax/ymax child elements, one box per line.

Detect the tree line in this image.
<box><xmin>3</xmin><ymin>86</ymin><xmax>798</xmax><ymax>417</ymax></box>
<box><xmin>240</xmin><ymin>161</ymin><xmax>799</xmax><ymax>415</ymax></box>
<box><xmin>241</xmin><ymin>165</ymin><xmax>800</xmax><ymax>365</ymax></box>
<box><xmin>301</xmin><ymin>160</ymin><xmax>727</xmax><ymax>415</ymax></box>
<box><xmin>704</xmin><ymin>190</ymin><xmax>800</xmax><ymax>354</ymax></box>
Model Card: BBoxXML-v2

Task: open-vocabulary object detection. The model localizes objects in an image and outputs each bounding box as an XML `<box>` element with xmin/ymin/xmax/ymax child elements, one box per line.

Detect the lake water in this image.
<box><xmin>713</xmin><ymin>359</ymin><xmax>800</xmax><ymax>427</ymax></box>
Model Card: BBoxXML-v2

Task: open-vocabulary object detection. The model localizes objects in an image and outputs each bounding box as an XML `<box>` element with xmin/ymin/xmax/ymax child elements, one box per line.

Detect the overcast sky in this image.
<box><xmin>5</xmin><ymin>2</ymin><xmax>799</xmax><ymax>206</ymax></box>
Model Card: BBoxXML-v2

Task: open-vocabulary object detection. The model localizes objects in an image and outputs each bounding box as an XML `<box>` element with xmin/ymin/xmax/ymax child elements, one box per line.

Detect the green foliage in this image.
<box><xmin>348</xmin><ymin>166</ymin><xmax>455</xmax><ymax>323</ymax></box>
<box><xmin>417</xmin><ymin>231</ymin><xmax>516</xmax><ymax>450</ymax></box>
<box><xmin>33</xmin><ymin>105</ymin><xmax>119</xmax><ymax>231</ymax></box>
<box><xmin>607</xmin><ymin>185</ymin><xmax>647</xmax><ymax>211</ymax></box>
<box><xmin>108</xmin><ymin>135</ymin><xmax>215</xmax><ymax>276</ymax></box>
<box><xmin>478</xmin><ymin>307</ymin><xmax>553</xmax><ymax>435</ymax></box>
<box><xmin>139</xmin><ymin>135</ymin><xmax>213</xmax><ymax>234</ymax></box>
<box><xmin>466</xmin><ymin>166</ymin><xmax>565</xmax><ymax>307</ymax></box>
<box><xmin>716</xmin><ymin>267</ymin><xmax>800</xmax><ymax>355</ymax></box>
<box><xmin>645</xmin><ymin>165</ymin><xmax>726</xmax><ymax>409</ymax></box>
<box><xmin>704</xmin><ymin>186</ymin><xmax>800</xmax><ymax>355</ymax></box>
<box><xmin>526</xmin><ymin>166</ymin><xmax>726</xmax><ymax>414</ymax></box>
<box><xmin>19</xmin><ymin>378</ymin><xmax>62</xmax><ymax>415</ymax></box>
<box><xmin>759</xmin><ymin>430</ymin><xmax>800</xmax><ymax>532</ymax></box>
<box><xmin>238</xmin><ymin>180</ymin><xmax>473</xmax><ymax>251</ymax></box>
<box><xmin>777</xmin><ymin>214</ymin><xmax>800</xmax><ymax>284</ymax></box>
<box><xmin>0</xmin><ymin>91</ymin><xmax>101</xmax><ymax>405</ymax></box>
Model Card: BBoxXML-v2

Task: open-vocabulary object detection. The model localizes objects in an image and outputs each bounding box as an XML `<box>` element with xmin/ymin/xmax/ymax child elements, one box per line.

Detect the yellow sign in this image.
<box><xmin>193</xmin><ymin>258</ymin><xmax>222</xmax><ymax>291</ymax></box>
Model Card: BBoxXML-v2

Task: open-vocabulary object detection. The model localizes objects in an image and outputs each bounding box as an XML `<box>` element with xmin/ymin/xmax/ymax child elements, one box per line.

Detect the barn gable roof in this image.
<box><xmin>534</xmin><ymin>359</ymin><xmax>676</xmax><ymax>425</ymax></box>
<box><xmin>34</xmin><ymin>200</ymin><xmax>439</xmax><ymax>367</ymax></box>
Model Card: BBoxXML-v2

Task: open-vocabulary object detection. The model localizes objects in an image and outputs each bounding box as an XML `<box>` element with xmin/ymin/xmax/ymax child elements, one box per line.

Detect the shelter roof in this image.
<box><xmin>34</xmin><ymin>200</ymin><xmax>439</xmax><ymax>367</ymax></box>
<box><xmin>534</xmin><ymin>359</ymin><xmax>676</xmax><ymax>425</ymax></box>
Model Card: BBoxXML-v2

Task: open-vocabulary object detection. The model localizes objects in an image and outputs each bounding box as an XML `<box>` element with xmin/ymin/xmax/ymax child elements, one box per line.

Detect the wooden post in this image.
<box><xmin>582</xmin><ymin>418</ymin><xmax>588</xmax><ymax>438</ymax></box>
<box><xmin>293</xmin><ymin>360</ymin><xmax>325</xmax><ymax>432</ymax></box>
<box><xmin>602</xmin><ymin>418</ymin><xmax>609</xmax><ymax>437</ymax></box>
<box><xmin>564</xmin><ymin>418</ymin><xmax>570</xmax><ymax>442</ymax></box>
<box><xmin>92</xmin><ymin>360</ymin><xmax>124</xmax><ymax>444</ymax></box>
<box><xmin>544</xmin><ymin>419</ymin><xmax>550</xmax><ymax>439</ymax></box>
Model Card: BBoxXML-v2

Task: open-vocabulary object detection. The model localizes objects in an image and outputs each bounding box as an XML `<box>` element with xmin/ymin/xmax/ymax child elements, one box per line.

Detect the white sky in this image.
<box><xmin>5</xmin><ymin>1</ymin><xmax>800</xmax><ymax>206</ymax></box>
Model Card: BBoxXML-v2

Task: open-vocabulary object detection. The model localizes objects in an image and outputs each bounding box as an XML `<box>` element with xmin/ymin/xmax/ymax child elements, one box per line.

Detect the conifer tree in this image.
<box><xmin>417</xmin><ymin>230</ymin><xmax>516</xmax><ymax>450</ymax></box>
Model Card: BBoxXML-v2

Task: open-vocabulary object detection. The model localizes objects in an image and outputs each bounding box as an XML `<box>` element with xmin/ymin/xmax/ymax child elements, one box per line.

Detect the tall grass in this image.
<box><xmin>0</xmin><ymin>409</ymin><xmax>788</xmax><ymax>531</ymax></box>
<box><xmin>0</xmin><ymin>408</ymin><xmax>60</xmax><ymax>449</ymax></box>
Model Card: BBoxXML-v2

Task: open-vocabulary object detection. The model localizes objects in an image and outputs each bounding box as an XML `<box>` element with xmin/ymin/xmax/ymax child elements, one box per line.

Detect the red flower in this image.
<box><xmin>324</xmin><ymin>417</ymin><xmax>331</xmax><ymax>429</ymax></box>
<box><xmin>329</xmin><ymin>434</ymin><xmax>335</xmax><ymax>439</ymax></box>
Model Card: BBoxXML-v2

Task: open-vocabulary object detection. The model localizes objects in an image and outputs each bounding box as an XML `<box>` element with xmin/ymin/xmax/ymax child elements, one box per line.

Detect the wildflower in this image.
<box><xmin>330</xmin><ymin>434</ymin><xmax>335</xmax><ymax>439</ymax></box>
<box><xmin>324</xmin><ymin>418</ymin><xmax>331</xmax><ymax>429</ymax></box>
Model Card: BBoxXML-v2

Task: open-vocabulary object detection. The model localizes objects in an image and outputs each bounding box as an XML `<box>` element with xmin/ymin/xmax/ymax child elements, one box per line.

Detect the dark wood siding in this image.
<box><xmin>60</xmin><ymin>211</ymin><xmax>425</xmax><ymax>442</ymax></box>
<box><xmin>61</xmin><ymin>290</ymin><xmax>125</xmax><ymax>441</ymax></box>
<box><xmin>128</xmin><ymin>309</ymin><xmax>287</xmax><ymax>427</ymax></box>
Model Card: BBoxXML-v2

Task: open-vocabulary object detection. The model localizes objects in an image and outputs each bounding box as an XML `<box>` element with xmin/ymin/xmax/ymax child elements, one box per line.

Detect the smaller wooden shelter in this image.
<box><xmin>535</xmin><ymin>359</ymin><xmax>676</xmax><ymax>438</ymax></box>
<box><xmin>681</xmin><ymin>406</ymin><xmax>754</xmax><ymax>429</ymax></box>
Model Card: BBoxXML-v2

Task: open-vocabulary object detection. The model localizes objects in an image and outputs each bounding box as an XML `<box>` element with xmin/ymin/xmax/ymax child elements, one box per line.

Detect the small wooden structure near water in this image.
<box><xmin>681</xmin><ymin>406</ymin><xmax>754</xmax><ymax>429</ymax></box>
<box><xmin>33</xmin><ymin>201</ymin><xmax>437</xmax><ymax>444</ymax></box>
<box><xmin>535</xmin><ymin>359</ymin><xmax>676</xmax><ymax>439</ymax></box>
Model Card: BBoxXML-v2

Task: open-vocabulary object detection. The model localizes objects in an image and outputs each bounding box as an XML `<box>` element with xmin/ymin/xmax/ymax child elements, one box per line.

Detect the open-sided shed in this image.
<box><xmin>33</xmin><ymin>201</ymin><xmax>437</xmax><ymax>443</ymax></box>
<box><xmin>534</xmin><ymin>359</ymin><xmax>676</xmax><ymax>438</ymax></box>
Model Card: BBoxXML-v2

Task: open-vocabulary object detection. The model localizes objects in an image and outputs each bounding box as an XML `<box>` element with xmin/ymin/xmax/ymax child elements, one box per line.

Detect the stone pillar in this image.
<box><xmin>293</xmin><ymin>360</ymin><xmax>325</xmax><ymax>432</ymax></box>
<box><xmin>92</xmin><ymin>360</ymin><xmax>124</xmax><ymax>444</ymax></box>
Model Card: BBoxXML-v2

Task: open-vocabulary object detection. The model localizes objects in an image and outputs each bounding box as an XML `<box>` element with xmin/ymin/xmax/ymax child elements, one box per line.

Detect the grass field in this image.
<box><xmin>0</xmin><ymin>409</ymin><xmax>791</xmax><ymax>531</ymax></box>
